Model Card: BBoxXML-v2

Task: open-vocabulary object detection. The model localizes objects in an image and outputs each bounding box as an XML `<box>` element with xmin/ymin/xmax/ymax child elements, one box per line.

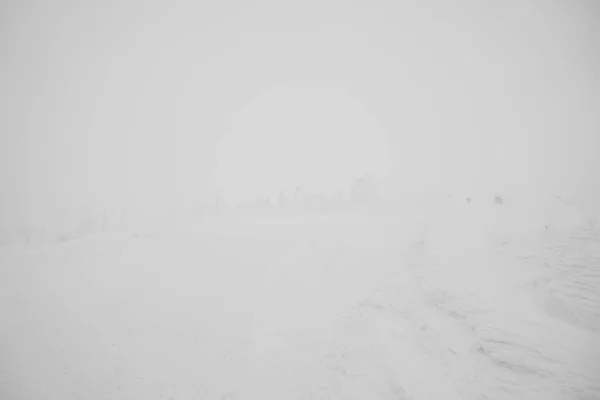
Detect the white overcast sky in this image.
<box><xmin>1</xmin><ymin>1</ymin><xmax>598</xmax><ymax>233</ymax></box>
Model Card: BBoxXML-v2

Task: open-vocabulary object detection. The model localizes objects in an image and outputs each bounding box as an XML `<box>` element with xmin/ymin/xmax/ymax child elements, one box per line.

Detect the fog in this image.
<box><xmin>2</xmin><ymin>1</ymin><xmax>599</xmax><ymax>241</ymax></box>
<box><xmin>215</xmin><ymin>85</ymin><xmax>393</xmax><ymax>202</ymax></box>
<box><xmin>2</xmin><ymin>3</ymin><xmax>600</xmax><ymax>399</ymax></box>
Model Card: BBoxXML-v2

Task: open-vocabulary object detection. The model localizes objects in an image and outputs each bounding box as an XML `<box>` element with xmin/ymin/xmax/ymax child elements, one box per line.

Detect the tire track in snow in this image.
<box><xmin>239</xmin><ymin>227</ymin><xmax>415</xmax><ymax>399</ymax></box>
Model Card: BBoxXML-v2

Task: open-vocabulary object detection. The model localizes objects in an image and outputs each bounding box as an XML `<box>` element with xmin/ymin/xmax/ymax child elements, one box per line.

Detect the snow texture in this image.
<box><xmin>1</xmin><ymin>208</ymin><xmax>599</xmax><ymax>400</ymax></box>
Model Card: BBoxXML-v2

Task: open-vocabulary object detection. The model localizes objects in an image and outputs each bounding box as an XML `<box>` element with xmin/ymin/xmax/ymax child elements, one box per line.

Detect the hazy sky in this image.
<box><xmin>215</xmin><ymin>85</ymin><xmax>393</xmax><ymax>202</ymax></box>
<box><xmin>1</xmin><ymin>1</ymin><xmax>598</xmax><ymax>235</ymax></box>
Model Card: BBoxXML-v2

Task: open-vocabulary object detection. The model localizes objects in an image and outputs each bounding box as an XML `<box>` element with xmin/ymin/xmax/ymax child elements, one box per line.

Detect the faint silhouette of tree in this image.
<box><xmin>351</xmin><ymin>173</ymin><xmax>378</xmax><ymax>205</ymax></box>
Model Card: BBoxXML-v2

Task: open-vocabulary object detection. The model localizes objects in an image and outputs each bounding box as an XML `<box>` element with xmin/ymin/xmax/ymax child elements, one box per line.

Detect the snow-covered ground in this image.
<box><xmin>1</xmin><ymin>206</ymin><xmax>599</xmax><ymax>400</ymax></box>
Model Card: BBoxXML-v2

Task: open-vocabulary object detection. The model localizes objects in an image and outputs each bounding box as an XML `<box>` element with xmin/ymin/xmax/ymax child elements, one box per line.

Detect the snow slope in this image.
<box><xmin>1</xmin><ymin>210</ymin><xmax>599</xmax><ymax>399</ymax></box>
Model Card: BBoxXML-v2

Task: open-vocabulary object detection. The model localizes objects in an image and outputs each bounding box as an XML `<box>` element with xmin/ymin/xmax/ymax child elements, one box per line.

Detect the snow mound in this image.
<box><xmin>530</xmin><ymin>228</ymin><xmax>600</xmax><ymax>335</ymax></box>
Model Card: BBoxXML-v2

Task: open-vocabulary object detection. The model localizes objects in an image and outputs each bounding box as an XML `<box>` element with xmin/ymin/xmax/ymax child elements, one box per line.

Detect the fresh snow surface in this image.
<box><xmin>1</xmin><ymin>210</ymin><xmax>599</xmax><ymax>400</ymax></box>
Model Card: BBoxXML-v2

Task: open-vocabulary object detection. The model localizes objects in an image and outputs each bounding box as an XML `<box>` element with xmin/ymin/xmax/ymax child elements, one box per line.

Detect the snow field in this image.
<box><xmin>1</xmin><ymin>211</ymin><xmax>598</xmax><ymax>399</ymax></box>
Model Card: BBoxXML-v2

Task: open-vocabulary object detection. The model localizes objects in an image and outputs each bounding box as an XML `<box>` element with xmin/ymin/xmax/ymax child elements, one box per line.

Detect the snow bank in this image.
<box><xmin>360</xmin><ymin>224</ymin><xmax>600</xmax><ymax>399</ymax></box>
<box><xmin>527</xmin><ymin>228</ymin><xmax>600</xmax><ymax>335</ymax></box>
